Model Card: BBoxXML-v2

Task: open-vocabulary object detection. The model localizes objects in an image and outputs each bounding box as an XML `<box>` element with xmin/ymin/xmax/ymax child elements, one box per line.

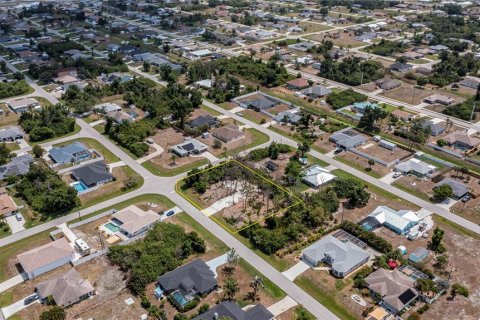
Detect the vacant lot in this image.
<box><xmin>335</xmin><ymin>151</ymin><xmax>391</xmax><ymax>178</ymax></box>
<box><xmin>306</xmin><ymin>33</ymin><xmax>365</xmax><ymax>48</ymax></box>
<box><xmin>381</xmin><ymin>84</ymin><xmax>432</xmax><ymax>105</ymax></box>
<box><xmin>357</xmin><ymin>142</ymin><xmax>412</xmax><ymax>163</ymax></box>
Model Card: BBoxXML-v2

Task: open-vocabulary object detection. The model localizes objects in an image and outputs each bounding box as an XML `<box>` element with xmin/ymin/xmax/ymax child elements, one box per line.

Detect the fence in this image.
<box><xmin>427</xmin><ymin>143</ymin><xmax>463</xmax><ymax>158</ymax></box>
<box><xmin>349</xmin><ymin>148</ymin><xmax>399</xmax><ymax>167</ymax></box>
<box><xmin>414</xmin><ymin>152</ymin><xmax>456</xmax><ymax>168</ymax></box>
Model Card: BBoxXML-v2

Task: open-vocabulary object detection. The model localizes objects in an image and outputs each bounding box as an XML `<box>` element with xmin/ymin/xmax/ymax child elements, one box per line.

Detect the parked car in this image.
<box><xmin>146</xmin><ymin>138</ymin><xmax>154</xmax><ymax>144</ymax></box>
<box><xmin>166</xmin><ymin>210</ymin><xmax>174</xmax><ymax>217</ymax></box>
<box><xmin>393</xmin><ymin>172</ymin><xmax>402</xmax><ymax>178</ymax></box>
<box><xmin>334</xmin><ymin>148</ymin><xmax>343</xmax><ymax>155</ymax></box>
<box><xmin>24</xmin><ymin>294</ymin><xmax>38</xmax><ymax>305</ymax></box>
<box><xmin>462</xmin><ymin>195</ymin><xmax>471</xmax><ymax>203</ymax></box>
<box><xmin>15</xmin><ymin>213</ymin><xmax>22</xmax><ymax>221</ymax></box>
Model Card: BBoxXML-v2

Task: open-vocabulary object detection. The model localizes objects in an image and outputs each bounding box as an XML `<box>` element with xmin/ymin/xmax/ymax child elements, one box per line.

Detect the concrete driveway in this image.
<box><xmin>380</xmin><ymin>172</ymin><xmax>399</xmax><ymax>184</ymax></box>
<box><xmin>5</xmin><ymin>214</ymin><xmax>25</xmax><ymax>234</ymax></box>
<box><xmin>267</xmin><ymin>296</ymin><xmax>298</xmax><ymax>316</ymax></box>
<box><xmin>1</xmin><ymin>294</ymin><xmax>39</xmax><ymax>319</ymax></box>
<box><xmin>206</xmin><ymin>253</ymin><xmax>228</xmax><ymax>277</ymax></box>
<box><xmin>281</xmin><ymin>261</ymin><xmax>310</xmax><ymax>281</ymax></box>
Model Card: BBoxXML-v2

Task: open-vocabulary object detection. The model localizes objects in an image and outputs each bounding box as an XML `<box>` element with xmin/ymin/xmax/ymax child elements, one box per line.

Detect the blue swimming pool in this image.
<box><xmin>104</xmin><ymin>222</ymin><xmax>120</xmax><ymax>233</ymax></box>
<box><xmin>172</xmin><ymin>291</ymin><xmax>189</xmax><ymax>307</ymax></box>
<box><xmin>72</xmin><ymin>181</ymin><xmax>89</xmax><ymax>192</ymax></box>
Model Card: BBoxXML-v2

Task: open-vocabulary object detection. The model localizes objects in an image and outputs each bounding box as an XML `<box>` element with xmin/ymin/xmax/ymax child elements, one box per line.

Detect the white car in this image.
<box><xmin>393</xmin><ymin>172</ymin><xmax>402</xmax><ymax>178</ymax></box>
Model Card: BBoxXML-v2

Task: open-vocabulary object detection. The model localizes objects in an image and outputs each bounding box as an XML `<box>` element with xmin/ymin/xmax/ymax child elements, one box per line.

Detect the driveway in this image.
<box><xmin>0</xmin><ymin>274</ymin><xmax>27</xmax><ymax>294</ymax></box>
<box><xmin>1</xmin><ymin>294</ymin><xmax>39</xmax><ymax>319</ymax></box>
<box><xmin>206</xmin><ymin>253</ymin><xmax>228</xmax><ymax>277</ymax></box>
<box><xmin>5</xmin><ymin>214</ymin><xmax>25</xmax><ymax>234</ymax></box>
<box><xmin>281</xmin><ymin>261</ymin><xmax>310</xmax><ymax>281</ymax></box>
<box><xmin>267</xmin><ymin>296</ymin><xmax>298</xmax><ymax>316</ymax></box>
<box><xmin>380</xmin><ymin>172</ymin><xmax>399</xmax><ymax>184</ymax></box>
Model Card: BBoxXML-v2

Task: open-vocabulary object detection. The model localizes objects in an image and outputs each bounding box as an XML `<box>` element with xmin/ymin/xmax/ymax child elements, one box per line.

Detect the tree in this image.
<box><xmin>434</xmin><ymin>254</ymin><xmax>449</xmax><ymax>269</ymax></box>
<box><xmin>450</xmin><ymin>283</ymin><xmax>469</xmax><ymax>300</ymax></box>
<box><xmin>223</xmin><ymin>278</ymin><xmax>239</xmax><ymax>300</ymax></box>
<box><xmin>285</xmin><ymin>159</ymin><xmax>303</xmax><ymax>186</ymax></box>
<box><xmin>249</xmin><ymin>275</ymin><xmax>264</xmax><ymax>300</ymax></box>
<box><xmin>358</xmin><ymin>106</ymin><xmax>387</xmax><ymax>132</ymax></box>
<box><xmin>297</xmin><ymin>141</ymin><xmax>311</xmax><ymax>157</ymax></box>
<box><xmin>123</xmin><ymin>175</ymin><xmax>141</xmax><ymax>190</ymax></box>
<box><xmin>40</xmin><ymin>306</ymin><xmax>66</xmax><ymax>320</ymax></box>
<box><xmin>295</xmin><ymin>307</ymin><xmax>316</xmax><ymax>320</ymax></box>
<box><xmin>367</xmin><ymin>159</ymin><xmax>375</xmax><ymax>170</ymax></box>
<box><xmin>432</xmin><ymin>184</ymin><xmax>453</xmax><ymax>203</ymax></box>
<box><xmin>428</xmin><ymin>227</ymin><xmax>446</xmax><ymax>253</ymax></box>
<box><xmin>226</xmin><ymin>248</ymin><xmax>239</xmax><ymax>271</ymax></box>
<box><xmin>31</xmin><ymin>145</ymin><xmax>45</xmax><ymax>158</ymax></box>
<box><xmin>143</xmin><ymin>61</ymin><xmax>150</xmax><ymax>72</ymax></box>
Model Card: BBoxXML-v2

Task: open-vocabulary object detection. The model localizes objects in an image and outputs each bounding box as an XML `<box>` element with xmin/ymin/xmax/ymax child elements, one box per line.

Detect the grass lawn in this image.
<box><xmin>0</xmin><ymin>230</ymin><xmax>52</xmax><ymax>282</ymax></box>
<box><xmin>392</xmin><ymin>181</ymin><xmax>431</xmax><ymax>202</ymax></box>
<box><xmin>294</xmin><ymin>276</ymin><xmax>357</xmax><ymax>320</ymax></box>
<box><xmin>0</xmin><ymin>226</ymin><xmax>11</xmax><ymax>239</ymax></box>
<box><xmin>6</xmin><ymin>143</ymin><xmax>20</xmax><ymax>152</ymax></box>
<box><xmin>307</xmin><ymin>154</ymin><xmax>330</xmax><ymax>167</ymax></box>
<box><xmin>434</xmin><ymin>214</ymin><xmax>480</xmax><ymax>240</ymax></box>
<box><xmin>0</xmin><ymin>291</ymin><xmax>12</xmax><ymax>307</ymax></box>
<box><xmin>201</xmin><ymin>104</ymin><xmax>222</xmax><ymax>116</ymax></box>
<box><xmin>332</xmin><ymin>169</ymin><xmax>420</xmax><ymax>210</ymax></box>
<box><xmin>29</xmin><ymin>123</ymin><xmax>81</xmax><ymax>146</ymax></box>
<box><xmin>53</xmin><ymin>137</ymin><xmax>120</xmax><ymax>163</ymax></box>
<box><xmin>142</xmin><ymin>158</ymin><xmax>209</xmax><ymax>177</ymax></box>
<box><xmin>238</xmin><ymin>258</ymin><xmax>286</xmax><ymax>300</ymax></box>
<box><xmin>224</xmin><ymin>129</ymin><xmax>269</xmax><ymax>157</ymax></box>
<box><xmin>335</xmin><ymin>156</ymin><xmax>383</xmax><ymax>179</ymax></box>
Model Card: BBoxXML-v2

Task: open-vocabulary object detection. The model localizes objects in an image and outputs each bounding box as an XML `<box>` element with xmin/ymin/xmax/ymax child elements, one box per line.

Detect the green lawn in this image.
<box><xmin>294</xmin><ymin>276</ymin><xmax>357</xmax><ymax>320</ymax></box>
<box><xmin>239</xmin><ymin>258</ymin><xmax>286</xmax><ymax>300</ymax></box>
<box><xmin>201</xmin><ymin>104</ymin><xmax>222</xmax><ymax>116</ymax></box>
<box><xmin>392</xmin><ymin>181</ymin><xmax>431</xmax><ymax>202</ymax></box>
<box><xmin>143</xmin><ymin>158</ymin><xmax>209</xmax><ymax>177</ymax></box>
<box><xmin>224</xmin><ymin>129</ymin><xmax>269</xmax><ymax>157</ymax></box>
<box><xmin>53</xmin><ymin>137</ymin><xmax>120</xmax><ymax>163</ymax></box>
<box><xmin>307</xmin><ymin>154</ymin><xmax>330</xmax><ymax>167</ymax></box>
<box><xmin>0</xmin><ymin>291</ymin><xmax>12</xmax><ymax>307</ymax></box>
<box><xmin>335</xmin><ymin>156</ymin><xmax>383</xmax><ymax>179</ymax></box>
<box><xmin>434</xmin><ymin>214</ymin><xmax>480</xmax><ymax>240</ymax></box>
<box><xmin>29</xmin><ymin>123</ymin><xmax>81</xmax><ymax>146</ymax></box>
<box><xmin>0</xmin><ymin>226</ymin><xmax>11</xmax><ymax>239</ymax></box>
<box><xmin>6</xmin><ymin>143</ymin><xmax>19</xmax><ymax>152</ymax></box>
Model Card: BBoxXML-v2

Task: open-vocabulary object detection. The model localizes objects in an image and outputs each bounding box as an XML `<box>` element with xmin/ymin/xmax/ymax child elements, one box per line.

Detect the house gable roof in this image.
<box><xmin>192</xmin><ymin>301</ymin><xmax>273</xmax><ymax>320</ymax></box>
<box><xmin>112</xmin><ymin>205</ymin><xmax>160</xmax><ymax>235</ymax></box>
<box><xmin>17</xmin><ymin>238</ymin><xmax>74</xmax><ymax>273</ymax></box>
<box><xmin>72</xmin><ymin>161</ymin><xmax>113</xmax><ymax>186</ymax></box>
<box><xmin>49</xmin><ymin>142</ymin><xmax>90</xmax><ymax>164</ymax></box>
<box><xmin>157</xmin><ymin>258</ymin><xmax>217</xmax><ymax>293</ymax></box>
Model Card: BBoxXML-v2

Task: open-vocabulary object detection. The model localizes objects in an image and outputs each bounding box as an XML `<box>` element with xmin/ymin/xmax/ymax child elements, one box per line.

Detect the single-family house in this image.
<box><xmin>376</xmin><ymin>78</ymin><xmax>401</xmax><ymax>91</ymax></box>
<box><xmin>273</xmin><ymin>110</ymin><xmax>302</xmax><ymax>124</ymax></box>
<box><xmin>0</xmin><ymin>126</ymin><xmax>23</xmax><ymax>142</ymax></box>
<box><xmin>0</xmin><ymin>154</ymin><xmax>33</xmax><ymax>180</ymax></box>
<box><xmin>171</xmin><ymin>139</ymin><xmax>208</xmax><ymax>157</ymax></box>
<box><xmin>192</xmin><ymin>301</ymin><xmax>273</xmax><ymax>320</ymax></box>
<box><xmin>93</xmin><ymin>102</ymin><xmax>122</xmax><ymax>114</ymax></box>
<box><xmin>415</xmin><ymin>66</ymin><xmax>432</xmax><ymax>75</ymax></box>
<box><xmin>403</xmin><ymin>51</ymin><xmax>424</xmax><ymax>60</ymax></box>
<box><xmin>72</xmin><ymin>161</ymin><xmax>113</xmax><ymax>188</ymax></box>
<box><xmin>111</xmin><ymin>205</ymin><xmax>161</xmax><ymax>238</ymax></box>
<box><xmin>194</xmin><ymin>79</ymin><xmax>213</xmax><ymax>89</ymax></box>
<box><xmin>363</xmin><ymin>205</ymin><xmax>419</xmax><ymax>235</ymax></box>
<box><xmin>301</xmin><ymin>85</ymin><xmax>331</xmax><ymax>98</ymax></box>
<box><xmin>330</xmin><ymin>128</ymin><xmax>368</xmax><ymax>149</ymax></box>
<box><xmin>365</xmin><ymin>268</ymin><xmax>419</xmax><ymax>315</ymax></box>
<box><xmin>0</xmin><ymin>193</ymin><xmax>17</xmax><ymax>216</ymax></box>
<box><xmin>156</xmin><ymin>259</ymin><xmax>217</xmax><ymax>301</ymax></box>
<box><xmin>389</xmin><ymin>62</ymin><xmax>413</xmax><ymax>73</ymax></box>
<box><xmin>245</xmin><ymin>97</ymin><xmax>278</xmax><ymax>111</ymax></box>
<box><xmin>435</xmin><ymin>178</ymin><xmax>469</xmax><ymax>199</ymax></box>
<box><xmin>424</xmin><ymin>94</ymin><xmax>455</xmax><ymax>106</ymax></box>
<box><xmin>302</xmin><ymin>165</ymin><xmax>336</xmax><ymax>188</ymax></box>
<box><xmin>7</xmin><ymin>97</ymin><xmax>39</xmax><ymax>114</ymax></box>
<box><xmin>391</xmin><ymin>109</ymin><xmax>416</xmax><ymax>122</ymax></box>
<box><xmin>36</xmin><ymin>268</ymin><xmax>95</xmax><ymax>307</ymax></box>
<box><xmin>302</xmin><ymin>234</ymin><xmax>370</xmax><ymax>278</ymax></box>
<box><xmin>189</xmin><ymin>115</ymin><xmax>219</xmax><ymax>129</ymax></box>
<box><xmin>422</xmin><ymin>119</ymin><xmax>445</xmax><ymax>136</ymax></box>
<box><xmin>212</xmin><ymin>124</ymin><xmax>245</xmax><ymax>143</ymax></box>
<box><xmin>442</xmin><ymin>131</ymin><xmax>480</xmax><ymax>149</ymax></box>
<box><xmin>429</xmin><ymin>45</ymin><xmax>449</xmax><ymax>52</ymax></box>
<box><xmin>351</xmin><ymin>102</ymin><xmax>380</xmax><ymax>114</ymax></box>
<box><xmin>49</xmin><ymin>142</ymin><xmax>92</xmax><ymax>165</ymax></box>
<box><xmin>17</xmin><ymin>238</ymin><xmax>75</xmax><ymax>279</ymax></box>
<box><xmin>184</xmin><ymin>49</ymin><xmax>212</xmax><ymax>60</ymax></box>
<box><xmin>286</xmin><ymin>78</ymin><xmax>310</xmax><ymax>90</ymax></box>
<box><xmin>459</xmin><ymin>78</ymin><xmax>480</xmax><ymax>89</ymax></box>
<box><xmin>287</xmin><ymin>41</ymin><xmax>315</xmax><ymax>52</ymax></box>
<box><xmin>394</xmin><ymin>158</ymin><xmax>437</xmax><ymax>177</ymax></box>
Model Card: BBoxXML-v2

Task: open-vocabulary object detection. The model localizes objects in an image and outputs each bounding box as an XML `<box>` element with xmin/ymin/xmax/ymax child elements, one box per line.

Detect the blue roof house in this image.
<box><xmin>351</xmin><ymin>102</ymin><xmax>380</xmax><ymax>114</ymax></box>
<box><xmin>49</xmin><ymin>142</ymin><xmax>92</xmax><ymax>165</ymax></box>
<box><xmin>409</xmin><ymin>247</ymin><xmax>429</xmax><ymax>263</ymax></box>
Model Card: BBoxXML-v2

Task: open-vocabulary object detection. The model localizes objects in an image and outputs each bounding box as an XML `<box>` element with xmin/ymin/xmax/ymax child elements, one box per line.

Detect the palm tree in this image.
<box><xmin>170</xmin><ymin>154</ymin><xmax>177</xmax><ymax>166</ymax></box>
<box><xmin>250</xmin><ymin>276</ymin><xmax>264</xmax><ymax>300</ymax></box>
<box><xmin>224</xmin><ymin>278</ymin><xmax>239</xmax><ymax>300</ymax></box>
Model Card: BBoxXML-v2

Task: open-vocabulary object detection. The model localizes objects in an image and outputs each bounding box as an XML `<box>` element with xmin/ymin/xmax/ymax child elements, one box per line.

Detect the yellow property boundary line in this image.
<box><xmin>175</xmin><ymin>159</ymin><xmax>303</xmax><ymax>234</ymax></box>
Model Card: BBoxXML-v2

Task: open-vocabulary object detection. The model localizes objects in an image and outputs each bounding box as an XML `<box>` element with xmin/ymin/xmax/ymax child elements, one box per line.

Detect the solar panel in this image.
<box><xmin>182</xmin><ymin>143</ymin><xmax>195</xmax><ymax>152</ymax></box>
<box><xmin>398</xmin><ymin>289</ymin><xmax>417</xmax><ymax>304</ymax></box>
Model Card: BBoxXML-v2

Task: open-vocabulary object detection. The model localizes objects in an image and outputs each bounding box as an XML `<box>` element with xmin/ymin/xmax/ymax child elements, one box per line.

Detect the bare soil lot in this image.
<box><xmin>381</xmin><ymin>84</ymin><xmax>433</xmax><ymax>105</ymax></box>
<box><xmin>357</xmin><ymin>142</ymin><xmax>412</xmax><ymax>163</ymax></box>
<box><xmin>335</xmin><ymin>151</ymin><xmax>392</xmax><ymax>178</ymax></box>
<box><xmin>306</xmin><ymin>33</ymin><xmax>365</xmax><ymax>48</ymax></box>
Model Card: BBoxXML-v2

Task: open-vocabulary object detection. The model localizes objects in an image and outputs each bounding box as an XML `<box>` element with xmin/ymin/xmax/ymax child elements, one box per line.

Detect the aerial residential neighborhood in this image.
<box><xmin>0</xmin><ymin>0</ymin><xmax>479</xmax><ymax>320</ymax></box>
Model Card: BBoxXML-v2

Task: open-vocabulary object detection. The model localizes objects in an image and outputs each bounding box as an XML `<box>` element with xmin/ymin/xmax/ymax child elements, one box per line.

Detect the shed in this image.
<box><xmin>379</xmin><ymin>139</ymin><xmax>397</xmax><ymax>150</ymax></box>
<box><xmin>409</xmin><ymin>247</ymin><xmax>429</xmax><ymax>263</ymax></box>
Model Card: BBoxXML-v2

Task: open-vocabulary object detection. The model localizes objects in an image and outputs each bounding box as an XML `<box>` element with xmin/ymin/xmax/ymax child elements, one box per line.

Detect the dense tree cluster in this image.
<box><xmin>326</xmin><ymin>89</ymin><xmax>367</xmax><ymax>110</ymax></box>
<box><xmin>249</xmin><ymin>142</ymin><xmax>292</xmax><ymax>161</ymax></box>
<box><xmin>319</xmin><ymin>57</ymin><xmax>384</xmax><ymax>86</ymax></box>
<box><xmin>16</xmin><ymin>163</ymin><xmax>79</xmax><ymax>214</ymax></box>
<box><xmin>358</xmin><ymin>106</ymin><xmax>388</xmax><ymax>132</ymax></box>
<box><xmin>105</xmin><ymin>119</ymin><xmax>156</xmax><ymax>157</ymax></box>
<box><xmin>428</xmin><ymin>52</ymin><xmax>480</xmax><ymax>87</ymax></box>
<box><xmin>306</xmin><ymin>40</ymin><xmax>334</xmax><ymax>55</ymax></box>
<box><xmin>340</xmin><ymin>220</ymin><xmax>393</xmax><ymax>253</ymax></box>
<box><xmin>37</xmin><ymin>40</ymin><xmax>84</xmax><ymax>58</ymax></box>
<box><xmin>415</xmin><ymin>15</ymin><xmax>480</xmax><ymax>46</ymax></box>
<box><xmin>333</xmin><ymin>177</ymin><xmax>371</xmax><ymax>208</ymax></box>
<box><xmin>188</xmin><ymin>56</ymin><xmax>290</xmax><ymax>88</ymax></box>
<box><xmin>0</xmin><ymin>143</ymin><xmax>14</xmax><ymax>165</ymax></box>
<box><xmin>108</xmin><ymin>222</ymin><xmax>206</xmax><ymax>295</ymax></box>
<box><xmin>19</xmin><ymin>105</ymin><xmax>76</xmax><ymax>142</ymax></box>
<box><xmin>0</xmin><ymin>80</ymin><xmax>31</xmax><ymax>99</ymax></box>
<box><xmin>443</xmin><ymin>97</ymin><xmax>477</xmax><ymax>121</ymax></box>
<box><xmin>365</xmin><ymin>39</ymin><xmax>409</xmax><ymax>56</ymax></box>
<box><xmin>207</xmin><ymin>75</ymin><xmax>241</xmax><ymax>103</ymax></box>
<box><xmin>319</xmin><ymin>0</ymin><xmax>400</xmax><ymax>9</ymax></box>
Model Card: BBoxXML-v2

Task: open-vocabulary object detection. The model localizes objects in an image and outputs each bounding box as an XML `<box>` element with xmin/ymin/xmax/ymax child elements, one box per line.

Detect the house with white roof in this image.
<box><xmin>302</xmin><ymin>165</ymin><xmax>336</xmax><ymax>188</ymax></box>
<box><xmin>362</xmin><ymin>206</ymin><xmax>419</xmax><ymax>235</ymax></box>
<box><xmin>110</xmin><ymin>205</ymin><xmax>161</xmax><ymax>238</ymax></box>
<box><xmin>394</xmin><ymin>158</ymin><xmax>437</xmax><ymax>177</ymax></box>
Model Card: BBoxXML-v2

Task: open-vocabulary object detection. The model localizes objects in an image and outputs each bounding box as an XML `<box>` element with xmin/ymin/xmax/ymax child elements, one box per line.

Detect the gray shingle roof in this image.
<box><xmin>0</xmin><ymin>154</ymin><xmax>33</xmax><ymax>180</ymax></box>
<box><xmin>435</xmin><ymin>178</ymin><xmax>469</xmax><ymax>198</ymax></box>
<box><xmin>49</xmin><ymin>142</ymin><xmax>91</xmax><ymax>164</ymax></box>
<box><xmin>72</xmin><ymin>161</ymin><xmax>113</xmax><ymax>187</ymax></box>
<box><xmin>192</xmin><ymin>301</ymin><xmax>273</xmax><ymax>320</ymax></box>
<box><xmin>157</xmin><ymin>259</ymin><xmax>217</xmax><ymax>294</ymax></box>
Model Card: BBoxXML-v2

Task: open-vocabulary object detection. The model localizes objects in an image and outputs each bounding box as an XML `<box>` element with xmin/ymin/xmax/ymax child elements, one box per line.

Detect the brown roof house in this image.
<box><xmin>0</xmin><ymin>193</ymin><xmax>17</xmax><ymax>216</ymax></box>
<box><xmin>424</xmin><ymin>94</ymin><xmax>455</xmax><ymax>106</ymax></box>
<box><xmin>365</xmin><ymin>268</ymin><xmax>419</xmax><ymax>315</ymax></box>
<box><xmin>212</xmin><ymin>124</ymin><xmax>245</xmax><ymax>143</ymax></box>
<box><xmin>17</xmin><ymin>238</ymin><xmax>75</xmax><ymax>279</ymax></box>
<box><xmin>391</xmin><ymin>109</ymin><xmax>416</xmax><ymax>122</ymax></box>
<box><xmin>442</xmin><ymin>131</ymin><xmax>480</xmax><ymax>150</ymax></box>
<box><xmin>35</xmin><ymin>268</ymin><xmax>94</xmax><ymax>307</ymax></box>
<box><xmin>286</xmin><ymin>78</ymin><xmax>310</xmax><ymax>90</ymax></box>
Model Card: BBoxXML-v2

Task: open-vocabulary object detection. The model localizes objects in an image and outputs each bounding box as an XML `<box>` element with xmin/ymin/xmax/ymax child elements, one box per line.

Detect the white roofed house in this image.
<box><xmin>302</xmin><ymin>234</ymin><xmax>370</xmax><ymax>278</ymax></box>
<box><xmin>8</xmin><ymin>97</ymin><xmax>40</xmax><ymax>114</ymax></box>
<box><xmin>394</xmin><ymin>158</ymin><xmax>436</xmax><ymax>177</ymax></box>
<box><xmin>302</xmin><ymin>165</ymin><xmax>336</xmax><ymax>188</ymax></box>
<box><xmin>363</xmin><ymin>206</ymin><xmax>419</xmax><ymax>235</ymax></box>
<box><xmin>110</xmin><ymin>205</ymin><xmax>161</xmax><ymax>238</ymax></box>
